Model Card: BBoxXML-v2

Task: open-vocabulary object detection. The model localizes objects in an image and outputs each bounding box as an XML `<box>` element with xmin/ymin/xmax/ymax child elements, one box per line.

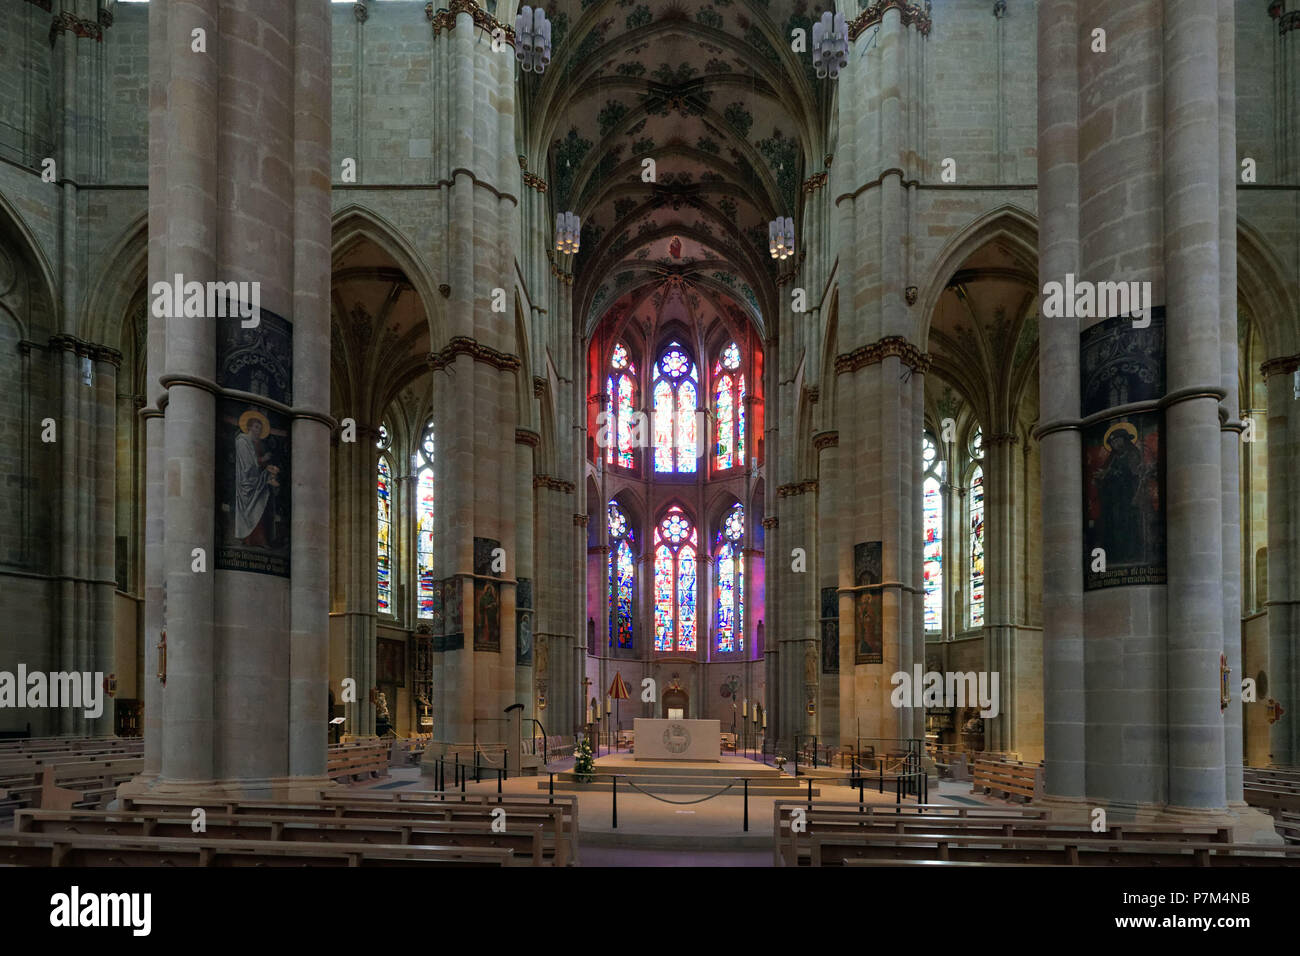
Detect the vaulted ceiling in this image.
<box><xmin>521</xmin><ymin>0</ymin><xmax>832</xmax><ymax>340</ymax></box>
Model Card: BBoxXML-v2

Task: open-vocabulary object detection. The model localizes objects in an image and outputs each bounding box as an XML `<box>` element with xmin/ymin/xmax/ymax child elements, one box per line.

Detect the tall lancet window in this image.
<box><xmin>968</xmin><ymin>428</ymin><xmax>985</xmax><ymax>628</ymax></box>
<box><xmin>605</xmin><ymin>342</ymin><xmax>637</xmax><ymax>469</ymax></box>
<box><xmin>714</xmin><ymin>503</ymin><xmax>745</xmax><ymax>652</ymax></box>
<box><xmin>415</xmin><ymin>419</ymin><xmax>436</xmax><ymax>618</ymax></box>
<box><xmin>652</xmin><ymin>343</ymin><xmax>698</xmax><ymax>473</ymax></box>
<box><xmin>607</xmin><ymin>500</ymin><xmax>635</xmax><ymax>649</ymax></box>
<box><xmin>922</xmin><ymin>433</ymin><xmax>944</xmax><ymax>632</ymax></box>
<box><xmin>713</xmin><ymin>342</ymin><xmax>746</xmax><ymax>471</ymax></box>
<box><xmin>377</xmin><ymin>454</ymin><xmax>393</xmax><ymax>614</ymax></box>
<box><xmin>653</xmin><ymin>507</ymin><xmax>698</xmax><ymax>651</ymax></box>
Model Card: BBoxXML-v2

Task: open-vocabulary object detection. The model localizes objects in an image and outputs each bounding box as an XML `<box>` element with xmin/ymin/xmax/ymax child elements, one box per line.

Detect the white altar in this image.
<box><xmin>633</xmin><ymin>718</ymin><xmax>721</xmax><ymax>761</ymax></box>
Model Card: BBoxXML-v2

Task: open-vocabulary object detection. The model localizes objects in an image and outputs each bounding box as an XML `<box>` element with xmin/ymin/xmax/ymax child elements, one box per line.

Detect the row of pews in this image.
<box><xmin>772</xmin><ymin>801</ymin><xmax>1300</xmax><ymax>867</ymax></box>
<box><xmin>1243</xmin><ymin>766</ymin><xmax>1300</xmax><ymax>843</ymax></box>
<box><xmin>1</xmin><ymin>789</ymin><xmax>579</xmax><ymax>867</ymax></box>
<box><xmin>0</xmin><ymin>736</ymin><xmax>144</xmax><ymax>819</ymax></box>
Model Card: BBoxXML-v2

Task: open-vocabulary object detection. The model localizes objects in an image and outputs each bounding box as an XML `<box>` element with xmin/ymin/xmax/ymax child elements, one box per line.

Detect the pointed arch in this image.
<box><xmin>331</xmin><ymin>204</ymin><xmax>447</xmax><ymax>348</ymax></box>
<box><xmin>913</xmin><ymin>204</ymin><xmax>1039</xmax><ymax>345</ymax></box>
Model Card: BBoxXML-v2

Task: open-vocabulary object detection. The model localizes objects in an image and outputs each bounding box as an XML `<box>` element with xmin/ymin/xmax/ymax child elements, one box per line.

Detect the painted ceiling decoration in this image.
<box><xmin>522</xmin><ymin>0</ymin><xmax>841</xmax><ymax>341</ymax></box>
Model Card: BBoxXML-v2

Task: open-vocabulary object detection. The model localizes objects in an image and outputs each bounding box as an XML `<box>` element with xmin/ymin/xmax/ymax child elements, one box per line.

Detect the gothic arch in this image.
<box><xmin>1237</xmin><ymin>218</ymin><xmax>1299</xmax><ymax>359</ymax></box>
<box><xmin>331</xmin><ymin>204</ymin><xmax>447</xmax><ymax>350</ymax></box>
<box><xmin>912</xmin><ymin>203</ymin><xmax>1039</xmax><ymax>346</ymax></box>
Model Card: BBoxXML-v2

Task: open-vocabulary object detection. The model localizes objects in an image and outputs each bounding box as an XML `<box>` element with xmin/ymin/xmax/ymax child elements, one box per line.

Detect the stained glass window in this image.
<box><xmin>969</xmin><ymin>464</ymin><xmax>985</xmax><ymax>629</ymax></box>
<box><xmin>922</xmin><ymin>434</ymin><xmax>944</xmax><ymax>632</ymax></box>
<box><xmin>415</xmin><ymin>420</ymin><xmax>435</xmax><ymax>618</ymax></box>
<box><xmin>377</xmin><ymin>456</ymin><xmax>393</xmax><ymax>613</ymax></box>
<box><xmin>713</xmin><ymin>343</ymin><xmax>744</xmax><ymax>471</ymax></box>
<box><xmin>605</xmin><ymin>343</ymin><xmax>637</xmax><ymax>469</ymax></box>
<box><xmin>608</xmin><ymin>500</ymin><xmax>635</xmax><ymax>649</ymax></box>
<box><xmin>715</xmin><ymin>503</ymin><xmax>745</xmax><ymax>652</ymax></box>
<box><xmin>652</xmin><ymin>343</ymin><xmax>698</xmax><ymax>473</ymax></box>
<box><xmin>653</xmin><ymin>506</ymin><xmax>698</xmax><ymax>651</ymax></box>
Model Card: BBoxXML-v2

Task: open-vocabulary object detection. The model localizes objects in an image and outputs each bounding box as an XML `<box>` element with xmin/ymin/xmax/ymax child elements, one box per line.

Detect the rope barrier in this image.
<box><xmin>621</xmin><ymin>778</ymin><xmax>739</xmax><ymax>804</ymax></box>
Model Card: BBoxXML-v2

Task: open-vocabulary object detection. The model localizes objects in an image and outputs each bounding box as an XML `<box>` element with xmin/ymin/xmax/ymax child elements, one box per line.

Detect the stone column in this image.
<box><xmin>421</xmin><ymin>4</ymin><xmax>523</xmax><ymax>772</ymax></box>
<box><xmin>1164</xmin><ymin>0</ymin><xmax>1227</xmax><ymax>811</ymax></box>
<box><xmin>1263</xmin><ymin>357</ymin><xmax>1299</xmax><ymax>766</ymax></box>
<box><xmin>142</xmin><ymin>0</ymin><xmax>331</xmax><ymax>796</ymax></box>
<box><xmin>1035</xmin><ymin>0</ymin><xmax>1085</xmax><ymax>803</ymax></box>
<box><xmin>338</xmin><ymin>427</ymin><xmax>377</xmax><ymax>738</ymax></box>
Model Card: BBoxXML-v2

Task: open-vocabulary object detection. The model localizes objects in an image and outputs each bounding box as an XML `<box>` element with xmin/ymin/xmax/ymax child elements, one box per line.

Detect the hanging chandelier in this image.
<box><xmin>811</xmin><ymin>11</ymin><xmax>849</xmax><ymax>80</ymax></box>
<box><xmin>556</xmin><ymin>211</ymin><xmax>580</xmax><ymax>254</ymax></box>
<box><xmin>769</xmin><ymin>217</ymin><xmax>794</xmax><ymax>260</ymax></box>
<box><xmin>515</xmin><ymin>5</ymin><xmax>552</xmax><ymax>74</ymax></box>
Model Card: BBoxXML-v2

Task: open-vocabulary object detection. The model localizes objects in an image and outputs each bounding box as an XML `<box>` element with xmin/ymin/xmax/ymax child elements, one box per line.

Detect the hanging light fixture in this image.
<box><xmin>515</xmin><ymin>5</ymin><xmax>552</xmax><ymax>74</ymax></box>
<box><xmin>811</xmin><ymin>10</ymin><xmax>849</xmax><ymax>79</ymax></box>
<box><xmin>555</xmin><ymin>211</ymin><xmax>580</xmax><ymax>254</ymax></box>
<box><xmin>768</xmin><ymin>217</ymin><xmax>794</xmax><ymax>260</ymax></box>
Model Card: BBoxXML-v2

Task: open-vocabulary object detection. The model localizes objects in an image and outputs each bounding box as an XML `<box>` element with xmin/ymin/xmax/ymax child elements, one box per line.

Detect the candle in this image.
<box><xmin>762</xmin><ymin>712</ymin><xmax>767</xmax><ymax>729</ymax></box>
<box><xmin>606</xmin><ymin>695</ymin><xmax>612</xmax><ymax>714</ymax></box>
<box><xmin>742</xmin><ymin>698</ymin><xmax>748</xmax><ymax>717</ymax></box>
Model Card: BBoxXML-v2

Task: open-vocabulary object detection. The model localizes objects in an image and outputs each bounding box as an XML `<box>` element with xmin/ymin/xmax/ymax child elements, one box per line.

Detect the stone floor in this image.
<box><xmin>349</xmin><ymin>758</ymin><xmax>1008</xmax><ymax>866</ymax></box>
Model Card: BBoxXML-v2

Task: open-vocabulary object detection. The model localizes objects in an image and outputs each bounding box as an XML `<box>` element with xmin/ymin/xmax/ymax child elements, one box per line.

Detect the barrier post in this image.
<box><xmin>743</xmin><ymin>778</ymin><xmax>749</xmax><ymax>832</ymax></box>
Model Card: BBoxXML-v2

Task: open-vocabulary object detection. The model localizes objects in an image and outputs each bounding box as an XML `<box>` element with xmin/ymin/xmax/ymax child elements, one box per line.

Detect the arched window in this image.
<box><xmin>415</xmin><ymin>419</ymin><xmax>435</xmax><ymax>618</ymax></box>
<box><xmin>652</xmin><ymin>343</ymin><xmax>698</xmax><ymax>473</ymax></box>
<box><xmin>653</xmin><ymin>507</ymin><xmax>697</xmax><ymax>651</ymax></box>
<box><xmin>715</xmin><ymin>503</ymin><xmax>744</xmax><ymax>652</ymax></box>
<box><xmin>713</xmin><ymin>342</ymin><xmax>745</xmax><ymax>471</ymax></box>
<box><xmin>377</xmin><ymin>455</ymin><xmax>393</xmax><ymax>614</ymax></box>
<box><xmin>605</xmin><ymin>342</ymin><xmax>637</xmax><ymax>469</ymax></box>
<box><xmin>607</xmin><ymin>500</ymin><xmax>635</xmax><ymax>649</ymax></box>
<box><xmin>969</xmin><ymin>453</ymin><xmax>985</xmax><ymax>629</ymax></box>
<box><xmin>922</xmin><ymin>433</ymin><xmax>944</xmax><ymax>632</ymax></box>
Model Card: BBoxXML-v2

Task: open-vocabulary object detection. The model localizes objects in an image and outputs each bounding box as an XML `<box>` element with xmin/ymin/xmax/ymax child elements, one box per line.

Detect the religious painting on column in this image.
<box><xmin>474</xmin><ymin>580</ymin><xmax>500</xmax><ymax>651</ymax></box>
<box><xmin>517</xmin><ymin>577</ymin><xmax>533</xmax><ymax>665</ymax></box>
<box><xmin>820</xmin><ymin>586</ymin><xmax>839</xmax><ymax>674</ymax></box>
<box><xmin>1079</xmin><ymin>310</ymin><xmax>1166</xmax><ymax>590</ymax></box>
<box><xmin>853</xmin><ymin>541</ymin><xmax>883</xmax><ymax>664</ymax></box>
<box><xmin>1082</xmin><ymin>412</ymin><xmax>1165</xmax><ymax>589</ymax></box>
<box><xmin>215</xmin><ymin>400</ymin><xmax>292</xmax><ymax>576</ymax></box>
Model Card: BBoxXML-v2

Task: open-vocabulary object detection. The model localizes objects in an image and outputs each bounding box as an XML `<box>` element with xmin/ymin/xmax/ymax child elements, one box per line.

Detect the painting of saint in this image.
<box><xmin>234</xmin><ymin>408</ymin><xmax>280</xmax><ymax>545</ymax></box>
<box><xmin>517</xmin><ymin>609</ymin><xmax>533</xmax><ymax>665</ymax></box>
<box><xmin>1083</xmin><ymin>412</ymin><xmax>1165</xmax><ymax>589</ymax></box>
<box><xmin>854</xmin><ymin>541</ymin><xmax>883</xmax><ymax>664</ymax></box>
<box><xmin>474</xmin><ymin>580</ymin><xmax>500</xmax><ymax>651</ymax></box>
<box><xmin>216</xmin><ymin>399</ymin><xmax>291</xmax><ymax>576</ymax></box>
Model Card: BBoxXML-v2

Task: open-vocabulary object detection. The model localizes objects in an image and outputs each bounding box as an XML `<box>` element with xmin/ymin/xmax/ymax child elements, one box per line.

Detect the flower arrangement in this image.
<box><xmin>573</xmin><ymin>737</ymin><xmax>595</xmax><ymax>782</ymax></box>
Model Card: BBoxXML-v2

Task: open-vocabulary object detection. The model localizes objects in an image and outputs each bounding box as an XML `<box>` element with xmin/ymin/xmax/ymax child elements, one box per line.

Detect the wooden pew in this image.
<box><xmin>1277</xmin><ymin>811</ymin><xmax>1300</xmax><ymax>844</ymax></box>
<box><xmin>326</xmin><ymin>741</ymin><xmax>390</xmax><ymax>783</ymax></box>
<box><xmin>121</xmin><ymin>793</ymin><xmax>576</xmax><ymax>866</ymax></box>
<box><xmin>319</xmin><ymin>788</ymin><xmax>581</xmax><ymax>865</ymax></box>
<box><xmin>1243</xmin><ymin>783</ymin><xmax>1300</xmax><ymax>813</ymax></box>
<box><xmin>971</xmin><ymin>757</ymin><xmax>1044</xmax><ymax>802</ymax></box>
<box><xmin>16</xmin><ymin>809</ymin><xmax>551</xmax><ymax>867</ymax></box>
<box><xmin>808</xmin><ymin>831</ymin><xmax>1300</xmax><ymax>866</ymax></box>
<box><xmin>0</xmin><ymin>831</ymin><xmax>512</xmax><ymax>867</ymax></box>
<box><xmin>0</xmin><ymin>756</ymin><xmax>143</xmax><ymax>814</ymax></box>
<box><xmin>771</xmin><ymin>802</ymin><xmax>1050</xmax><ymax>867</ymax></box>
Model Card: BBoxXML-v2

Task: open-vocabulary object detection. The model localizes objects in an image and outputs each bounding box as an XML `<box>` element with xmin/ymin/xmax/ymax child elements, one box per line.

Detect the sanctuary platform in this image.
<box><xmin>544</xmin><ymin>753</ymin><xmax>819</xmax><ymax>797</ymax></box>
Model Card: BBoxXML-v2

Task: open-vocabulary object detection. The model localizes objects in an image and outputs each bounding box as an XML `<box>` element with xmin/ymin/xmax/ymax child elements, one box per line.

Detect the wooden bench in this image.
<box><xmin>16</xmin><ymin>809</ymin><xmax>552</xmax><ymax>866</ymax></box>
<box><xmin>772</xmin><ymin>801</ymin><xmax>1050</xmax><ymax>866</ymax></box>
<box><xmin>972</xmin><ymin>758</ymin><xmax>1044</xmax><ymax>802</ymax></box>
<box><xmin>326</xmin><ymin>741</ymin><xmax>391</xmax><ymax>783</ymax></box>
<box><xmin>1243</xmin><ymin>783</ymin><xmax>1300</xmax><ymax>813</ymax></box>
<box><xmin>0</xmin><ymin>756</ymin><xmax>143</xmax><ymax>814</ymax></box>
<box><xmin>0</xmin><ymin>830</ymin><xmax>512</xmax><ymax>867</ymax></box>
<box><xmin>122</xmin><ymin>793</ymin><xmax>577</xmax><ymax>866</ymax></box>
<box><xmin>1277</xmin><ymin>811</ymin><xmax>1300</xmax><ymax>844</ymax></box>
<box><xmin>807</xmin><ymin>831</ymin><xmax>1300</xmax><ymax>867</ymax></box>
<box><xmin>319</xmin><ymin>788</ymin><xmax>581</xmax><ymax>865</ymax></box>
